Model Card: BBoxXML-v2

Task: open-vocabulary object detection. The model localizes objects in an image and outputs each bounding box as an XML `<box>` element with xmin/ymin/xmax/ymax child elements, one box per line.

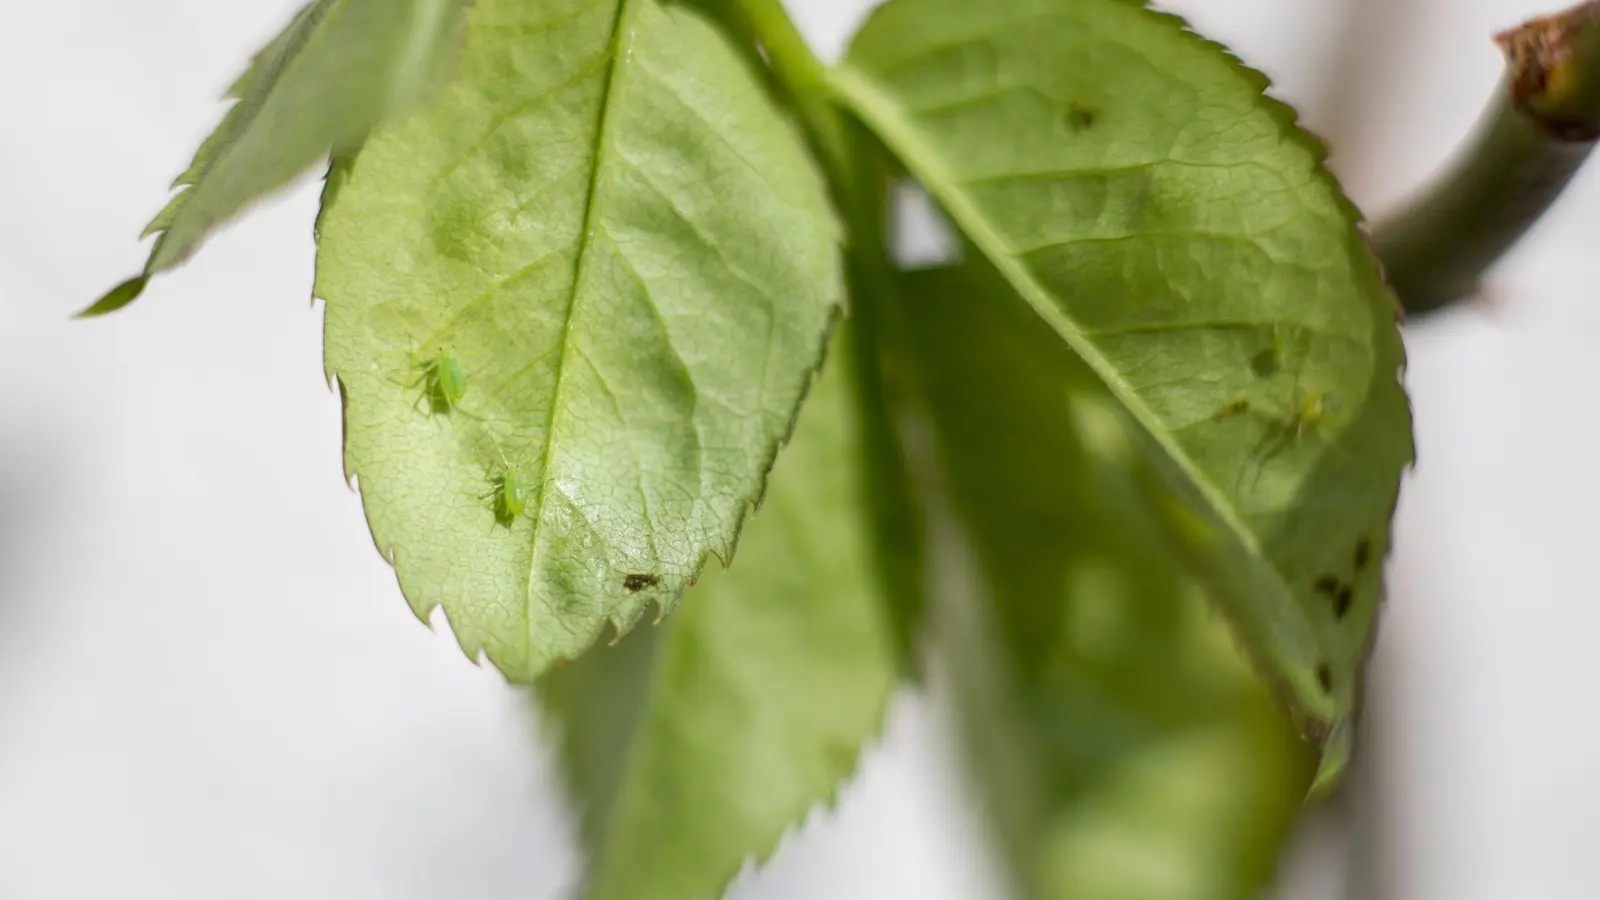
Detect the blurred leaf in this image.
<box><xmin>902</xmin><ymin>262</ymin><xmax>1314</xmax><ymax>900</ymax></box>
<box><xmin>842</xmin><ymin>132</ymin><xmax>929</xmax><ymax>674</ymax></box>
<box><xmin>836</xmin><ymin>0</ymin><xmax>1413</xmax><ymax>773</ymax></box>
<box><xmin>315</xmin><ymin>0</ymin><xmax>843</xmax><ymax>681</ymax></box>
<box><xmin>84</xmin><ymin>0</ymin><xmax>468</xmax><ymax>315</ymax></box>
<box><xmin>540</xmin><ymin>336</ymin><xmax>897</xmax><ymax>900</ymax></box>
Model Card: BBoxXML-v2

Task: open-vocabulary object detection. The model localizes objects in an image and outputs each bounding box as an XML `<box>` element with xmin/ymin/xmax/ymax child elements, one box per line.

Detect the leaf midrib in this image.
<box><xmin>524</xmin><ymin>0</ymin><xmax>642</xmax><ymax>655</ymax></box>
<box><xmin>831</xmin><ymin>65</ymin><xmax>1321</xmax><ymax>709</ymax></box>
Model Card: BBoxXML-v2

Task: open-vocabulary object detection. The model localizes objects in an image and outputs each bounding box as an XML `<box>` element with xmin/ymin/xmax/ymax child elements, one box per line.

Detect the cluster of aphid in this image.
<box><xmin>401</xmin><ymin>350</ymin><xmax>660</xmax><ymax>594</ymax></box>
<box><xmin>403</xmin><ymin>351</ymin><xmax>533</xmax><ymax>526</ymax></box>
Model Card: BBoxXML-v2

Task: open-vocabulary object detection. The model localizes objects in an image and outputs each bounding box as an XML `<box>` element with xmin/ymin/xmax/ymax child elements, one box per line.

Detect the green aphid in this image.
<box><xmin>486</xmin><ymin>468</ymin><xmax>530</xmax><ymax>526</ymax></box>
<box><xmin>1216</xmin><ymin>381</ymin><xmax>1338</xmax><ymax>492</ymax></box>
<box><xmin>1289</xmin><ymin>383</ymin><xmax>1333</xmax><ymax>439</ymax></box>
<box><xmin>408</xmin><ymin>353</ymin><xmax>468</xmax><ymax>416</ymax></box>
<box><xmin>480</xmin><ymin>441</ymin><xmax>532</xmax><ymax>527</ymax></box>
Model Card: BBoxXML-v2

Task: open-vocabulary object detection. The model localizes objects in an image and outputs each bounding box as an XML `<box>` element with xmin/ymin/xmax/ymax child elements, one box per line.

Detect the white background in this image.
<box><xmin>2</xmin><ymin>1</ymin><xmax>1596</xmax><ymax>897</ymax></box>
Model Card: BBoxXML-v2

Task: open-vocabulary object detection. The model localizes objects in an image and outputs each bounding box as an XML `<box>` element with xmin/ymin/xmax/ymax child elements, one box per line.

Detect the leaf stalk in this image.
<box><xmin>1372</xmin><ymin>1</ymin><xmax>1600</xmax><ymax>316</ymax></box>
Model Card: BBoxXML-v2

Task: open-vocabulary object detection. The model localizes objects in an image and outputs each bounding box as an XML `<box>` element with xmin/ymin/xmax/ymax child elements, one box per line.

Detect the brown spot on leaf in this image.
<box><xmin>1064</xmin><ymin>103</ymin><xmax>1098</xmax><ymax>131</ymax></box>
<box><xmin>623</xmin><ymin>573</ymin><xmax>660</xmax><ymax>592</ymax></box>
<box><xmin>1213</xmin><ymin>398</ymin><xmax>1251</xmax><ymax>420</ymax></box>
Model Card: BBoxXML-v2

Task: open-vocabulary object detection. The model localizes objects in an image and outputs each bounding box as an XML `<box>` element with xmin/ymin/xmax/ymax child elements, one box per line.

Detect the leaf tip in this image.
<box><xmin>76</xmin><ymin>276</ymin><xmax>149</xmax><ymax>318</ymax></box>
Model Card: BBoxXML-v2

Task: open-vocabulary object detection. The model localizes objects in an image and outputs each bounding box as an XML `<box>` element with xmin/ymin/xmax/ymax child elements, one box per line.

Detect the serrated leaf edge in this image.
<box><xmin>833</xmin><ymin>0</ymin><xmax>1415</xmax><ymax>740</ymax></box>
<box><xmin>312</xmin><ymin>175</ymin><xmax>845</xmax><ymax>683</ymax></box>
<box><xmin>540</xmin><ymin>667</ymin><xmax>900</xmax><ymax>900</ymax></box>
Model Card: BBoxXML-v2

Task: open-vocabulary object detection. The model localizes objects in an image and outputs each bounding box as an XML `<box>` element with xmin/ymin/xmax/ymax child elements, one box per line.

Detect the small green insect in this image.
<box><xmin>485</xmin><ymin>468</ymin><xmax>530</xmax><ymax>526</ymax></box>
<box><xmin>410</xmin><ymin>353</ymin><xmax>469</xmax><ymax>416</ymax></box>
<box><xmin>1214</xmin><ymin>380</ymin><xmax>1339</xmax><ymax>493</ymax></box>
<box><xmin>479</xmin><ymin>440</ymin><xmax>532</xmax><ymax>527</ymax></box>
<box><xmin>1252</xmin><ymin>386</ymin><xmax>1334</xmax><ymax>483</ymax></box>
<box><xmin>1288</xmin><ymin>384</ymin><xmax>1333</xmax><ymax>440</ymax></box>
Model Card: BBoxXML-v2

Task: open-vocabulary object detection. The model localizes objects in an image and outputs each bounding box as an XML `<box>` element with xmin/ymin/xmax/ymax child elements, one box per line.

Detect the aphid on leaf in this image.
<box><xmin>479</xmin><ymin>439</ymin><xmax>532</xmax><ymax>527</ymax></box>
<box><xmin>1217</xmin><ymin>380</ymin><xmax>1339</xmax><ymax>493</ymax></box>
<box><xmin>410</xmin><ymin>352</ymin><xmax>469</xmax><ymax>416</ymax></box>
<box><xmin>623</xmin><ymin>573</ymin><xmax>660</xmax><ymax>592</ymax></box>
<box><xmin>485</xmin><ymin>468</ymin><xmax>530</xmax><ymax>527</ymax></box>
<box><xmin>1288</xmin><ymin>384</ymin><xmax>1333</xmax><ymax>440</ymax></box>
<box><xmin>1269</xmin><ymin>382</ymin><xmax>1336</xmax><ymax>449</ymax></box>
<box><xmin>1354</xmin><ymin>537</ymin><xmax>1373</xmax><ymax>570</ymax></box>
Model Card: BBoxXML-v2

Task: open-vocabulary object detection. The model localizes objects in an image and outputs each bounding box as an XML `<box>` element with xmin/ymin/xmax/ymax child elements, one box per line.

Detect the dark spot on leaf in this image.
<box><xmin>1354</xmin><ymin>537</ymin><xmax>1372</xmax><ymax>570</ymax></box>
<box><xmin>1335</xmin><ymin>587</ymin><xmax>1354</xmax><ymax>619</ymax></box>
<box><xmin>1313</xmin><ymin>574</ymin><xmax>1340</xmax><ymax>595</ymax></box>
<box><xmin>1213</xmin><ymin>398</ymin><xmax>1251</xmax><ymax>420</ymax></box>
<box><xmin>623</xmin><ymin>573</ymin><xmax>660</xmax><ymax>592</ymax></box>
<box><xmin>1250</xmin><ymin>347</ymin><xmax>1280</xmax><ymax>378</ymax></box>
<box><xmin>1316</xmin><ymin>663</ymin><xmax>1334</xmax><ymax>693</ymax></box>
<box><xmin>1064</xmin><ymin>103</ymin><xmax>1098</xmax><ymax>131</ymax></box>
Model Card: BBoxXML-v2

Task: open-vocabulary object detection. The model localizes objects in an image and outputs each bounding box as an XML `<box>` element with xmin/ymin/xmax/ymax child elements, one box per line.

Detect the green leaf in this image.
<box><xmin>836</xmin><ymin>0</ymin><xmax>1413</xmax><ymax>772</ymax></box>
<box><xmin>315</xmin><ymin>0</ymin><xmax>843</xmax><ymax>681</ymax></box>
<box><xmin>83</xmin><ymin>0</ymin><xmax>468</xmax><ymax>315</ymax></box>
<box><xmin>902</xmin><ymin>263</ymin><xmax>1314</xmax><ymax>899</ymax></box>
<box><xmin>540</xmin><ymin>336</ymin><xmax>896</xmax><ymax>900</ymax></box>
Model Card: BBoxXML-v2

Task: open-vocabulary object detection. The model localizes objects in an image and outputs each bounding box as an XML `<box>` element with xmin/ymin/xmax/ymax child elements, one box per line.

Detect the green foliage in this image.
<box><xmin>314</xmin><ymin>0</ymin><xmax>843</xmax><ymax>681</ymax></box>
<box><xmin>86</xmin><ymin>0</ymin><xmax>1425</xmax><ymax>896</ymax></box>
<box><xmin>899</xmin><ymin>262</ymin><xmax>1314</xmax><ymax>900</ymax></box>
<box><xmin>836</xmin><ymin>0</ymin><xmax>1413</xmax><ymax>774</ymax></box>
<box><xmin>83</xmin><ymin>0</ymin><xmax>469</xmax><ymax>315</ymax></box>
<box><xmin>541</xmin><ymin>336</ymin><xmax>897</xmax><ymax>900</ymax></box>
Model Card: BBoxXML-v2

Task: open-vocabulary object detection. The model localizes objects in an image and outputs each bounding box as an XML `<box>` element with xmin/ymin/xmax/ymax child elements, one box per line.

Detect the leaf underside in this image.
<box><xmin>315</xmin><ymin>0</ymin><xmax>843</xmax><ymax>682</ymax></box>
<box><xmin>541</xmin><ymin>338</ymin><xmax>896</xmax><ymax>900</ymax></box>
<box><xmin>84</xmin><ymin>0</ymin><xmax>467</xmax><ymax>315</ymax></box>
<box><xmin>902</xmin><ymin>262</ymin><xmax>1313</xmax><ymax>900</ymax></box>
<box><xmin>838</xmin><ymin>0</ymin><xmax>1413</xmax><ymax>775</ymax></box>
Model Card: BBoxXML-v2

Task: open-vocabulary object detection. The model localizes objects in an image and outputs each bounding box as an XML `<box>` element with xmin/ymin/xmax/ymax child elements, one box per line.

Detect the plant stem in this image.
<box><xmin>725</xmin><ymin>1</ymin><xmax>928</xmax><ymax>671</ymax></box>
<box><xmin>727</xmin><ymin>0</ymin><xmax>852</xmax><ymax>179</ymax></box>
<box><xmin>1372</xmin><ymin>1</ymin><xmax>1600</xmax><ymax>317</ymax></box>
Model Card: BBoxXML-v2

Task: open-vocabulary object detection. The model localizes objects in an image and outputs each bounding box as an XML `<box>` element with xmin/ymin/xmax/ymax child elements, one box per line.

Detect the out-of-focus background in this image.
<box><xmin>1</xmin><ymin>0</ymin><xmax>1596</xmax><ymax>897</ymax></box>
